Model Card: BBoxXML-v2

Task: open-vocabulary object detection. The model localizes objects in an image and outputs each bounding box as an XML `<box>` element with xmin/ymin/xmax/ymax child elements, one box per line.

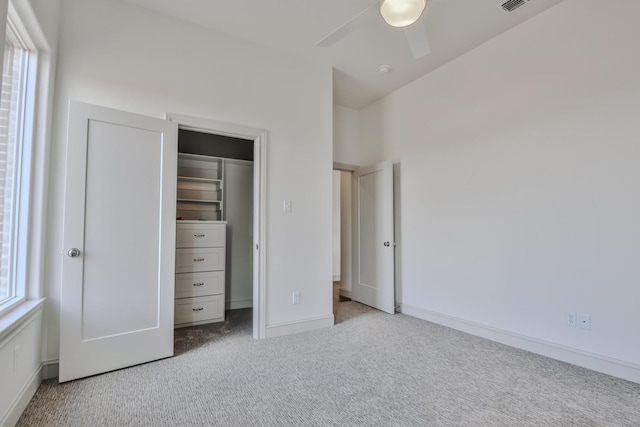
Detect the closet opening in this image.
<box><xmin>175</xmin><ymin>130</ymin><xmax>254</xmax><ymax>343</ymax></box>
<box><xmin>167</xmin><ymin>113</ymin><xmax>268</xmax><ymax>342</ymax></box>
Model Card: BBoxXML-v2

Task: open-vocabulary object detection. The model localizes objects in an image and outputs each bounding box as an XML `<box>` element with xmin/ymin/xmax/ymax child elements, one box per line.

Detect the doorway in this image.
<box><xmin>332</xmin><ymin>167</ymin><xmax>355</xmax><ymax>322</ymax></box>
<box><xmin>167</xmin><ymin>113</ymin><xmax>267</xmax><ymax>339</ymax></box>
<box><xmin>178</xmin><ymin>129</ymin><xmax>254</xmax><ymax>310</ymax></box>
<box><xmin>333</xmin><ymin>161</ymin><xmax>397</xmax><ymax>319</ymax></box>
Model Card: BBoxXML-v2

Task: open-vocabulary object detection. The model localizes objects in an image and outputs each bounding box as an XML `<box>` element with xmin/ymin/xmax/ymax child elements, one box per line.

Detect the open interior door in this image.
<box><xmin>59</xmin><ymin>101</ymin><xmax>178</xmax><ymax>382</ymax></box>
<box><xmin>352</xmin><ymin>161</ymin><xmax>395</xmax><ymax>314</ymax></box>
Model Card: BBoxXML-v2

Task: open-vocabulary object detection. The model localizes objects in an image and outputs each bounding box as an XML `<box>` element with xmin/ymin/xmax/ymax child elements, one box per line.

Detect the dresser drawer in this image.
<box><xmin>175</xmin><ymin>295</ymin><xmax>224</xmax><ymax>325</ymax></box>
<box><xmin>176</xmin><ymin>223</ymin><xmax>225</xmax><ymax>248</ymax></box>
<box><xmin>175</xmin><ymin>247</ymin><xmax>225</xmax><ymax>273</ymax></box>
<box><xmin>175</xmin><ymin>271</ymin><xmax>224</xmax><ymax>299</ymax></box>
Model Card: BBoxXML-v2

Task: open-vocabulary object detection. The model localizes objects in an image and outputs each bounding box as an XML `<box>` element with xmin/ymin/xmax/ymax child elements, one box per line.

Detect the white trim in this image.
<box><xmin>7</xmin><ymin>0</ymin><xmax>50</xmax><ymax>51</ymax></box>
<box><xmin>42</xmin><ymin>359</ymin><xmax>58</xmax><ymax>380</ymax></box>
<box><xmin>166</xmin><ymin>113</ymin><xmax>265</xmax><ymax>140</ymax></box>
<box><xmin>24</xmin><ymin>28</ymin><xmax>54</xmax><ymax>303</ymax></box>
<box><xmin>0</xmin><ymin>0</ymin><xmax>55</xmax><ymax>315</ymax></box>
<box><xmin>224</xmin><ymin>158</ymin><xmax>253</xmax><ymax>167</ymax></box>
<box><xmin>401</xmin><ymin>303</ymin><xmax>640</xmax><ymax>384</ymax></box>
<box><xmin>265</xmin><ymin>314</ymin><xmax>334</xmax><ymax>339</ymax></box>
<box><xmin>333</xmin><ymin>162</ymin><xmax>359</xmax><ymax>172</ymax></box>
<box><xmin>339</xmin><ymin>289</ymin><xmax>352</xmax><ymax>299</ymax></box>
<box><xmin>255</xmin><ymin>133</ymin><xmax>267</xmax><ymax>339</ymax></box>
<box><xmin>0</xmin><ymin>361</ymin><xmax>42</xmax><ymax>427</ymax></box>
<box><xmin>165</xmin><ymin>112</ymin><xmax>268</xmax><ymax>340</ymax></box>
<box><xmin>0</xmin><ymin>299</ymin><xmax>44</xmax><ymax>427</ymax></box>
<box><xmin>332</xmin><ymin>275</ymin><xmax>340</xmax><ymax>281</ymax></box>
<box><xmin>227</xmin><ymin>299</ymin><xmax>252</xmax><ymax>310</ymax></box>
<box><xmin>0</xmin><ymin>298</ymin><xmax>44</xmax><ymax>346</ymax></box>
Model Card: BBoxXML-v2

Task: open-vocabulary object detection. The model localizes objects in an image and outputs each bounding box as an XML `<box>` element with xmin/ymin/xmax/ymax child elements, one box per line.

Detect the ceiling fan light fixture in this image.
<box><xmin>380</xmin><ymin>0</ymin><xmax>427</xmax><ymax>28</ymax></box>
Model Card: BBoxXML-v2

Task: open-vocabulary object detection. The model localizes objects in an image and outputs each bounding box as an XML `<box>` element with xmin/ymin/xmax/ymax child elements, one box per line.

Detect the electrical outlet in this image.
<box><xmin>283</xmin><ymin>200</ymin><xmax>292</xmax><ymax>212</ymax></box>
<box><xmin>292</xmin><ymin>291</ymin><xmax>300</xmax><ymax>304</ymax></box>
<box><xmin>566</xmin><ymin>312</ymin><xmax>577</xmax><ymax>327</ymax></box>
<box><xmin>578</xmin><ymin>314</ymin><xmax>591</xmax><ymax>330</ymax></box>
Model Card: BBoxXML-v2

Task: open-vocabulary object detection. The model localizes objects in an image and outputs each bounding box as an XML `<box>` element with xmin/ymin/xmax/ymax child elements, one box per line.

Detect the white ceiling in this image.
<box><xmin>120</xmin><ymin>0</ymin><xmax>566</xmax><ymax>109</ymax></box>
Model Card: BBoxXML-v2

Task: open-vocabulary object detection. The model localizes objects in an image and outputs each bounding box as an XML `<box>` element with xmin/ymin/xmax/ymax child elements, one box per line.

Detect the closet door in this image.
<box><xmin>59</xmin><ymin>101</ymin><xmax>178</xmax><ymax>382</ymax></box>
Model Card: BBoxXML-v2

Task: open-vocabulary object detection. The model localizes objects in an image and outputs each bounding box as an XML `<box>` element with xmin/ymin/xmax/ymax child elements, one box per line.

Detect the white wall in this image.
<box><xmin>0</xmin><ymin>309</ymin><xmax>43</xmax><ymax>427</ymax></box>
<box><xmin>360</xmin><ymin>0</ymin><xmax>640</xmax><ymax>382</ymax></box>
<box><xmin>44</xmin><ymin>0</ymin><xmax>334</xmax><ymax>362</ymax></box>
<box><xmin>333</xmin><ymin>104</ymin><xmax>360</xmax><ymax>166</ymax></box>
<box><xmin>28</xmin><ymin>0</ymin><xmax>60</xmax><ymax>45</ymax></box>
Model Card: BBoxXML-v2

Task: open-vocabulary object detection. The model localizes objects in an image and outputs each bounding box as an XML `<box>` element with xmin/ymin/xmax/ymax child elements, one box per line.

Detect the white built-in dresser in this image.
<box><xmin>174</xmin><ymin>153</ymin><xmax>227</xmax><ymax>327</ymax></box>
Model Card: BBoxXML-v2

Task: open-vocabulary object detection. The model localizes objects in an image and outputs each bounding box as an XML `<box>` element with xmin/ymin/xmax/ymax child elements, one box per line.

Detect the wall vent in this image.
<box><xmin>499</xmin><ymin>0</ymin><xmax>529</xmax><ymax>13</ymax></box>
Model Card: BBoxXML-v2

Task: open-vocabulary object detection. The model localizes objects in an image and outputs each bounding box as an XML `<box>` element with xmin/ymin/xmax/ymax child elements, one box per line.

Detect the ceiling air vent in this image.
<box><xmin>499</xmin><ymin>0</ymin><xmax>529</xmax><ymax>13</ymax></box>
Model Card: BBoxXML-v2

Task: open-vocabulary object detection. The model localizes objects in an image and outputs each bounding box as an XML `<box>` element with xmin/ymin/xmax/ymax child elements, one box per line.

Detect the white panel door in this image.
<box><xmin>353</xmin><ymin>161</ymin><xmax>395</xmax><ymax>314</ymax></box>
<box><xmin>224</xmin><ymin>159</ymin><xmax>254</xmax><ymax>310</ymax></box>
<box><xmin>59</xmin><ymin>101</ymin><xmax>177</xmax><ymax>382</ymax></box>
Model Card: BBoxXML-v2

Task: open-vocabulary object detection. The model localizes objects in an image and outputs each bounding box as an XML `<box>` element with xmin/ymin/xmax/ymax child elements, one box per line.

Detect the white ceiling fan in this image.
<box><xmin>316</xmin><ymin>0</ymin><xmax>448</xmax><ymax>59</ymax></box>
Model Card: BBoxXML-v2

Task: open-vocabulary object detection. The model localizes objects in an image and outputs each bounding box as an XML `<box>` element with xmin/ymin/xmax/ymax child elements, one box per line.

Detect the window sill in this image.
<box><xmin>0</xmin><ymin>298</ymin><xmax>45</xmax><ymax>345</ymax></box>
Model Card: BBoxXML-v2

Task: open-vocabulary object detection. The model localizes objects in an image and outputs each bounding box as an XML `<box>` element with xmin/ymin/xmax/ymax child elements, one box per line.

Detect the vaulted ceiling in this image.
<box><xmin>120</xmin><ymin>0</ymin><xmax>566</xmax><ymax>109</ymax></box>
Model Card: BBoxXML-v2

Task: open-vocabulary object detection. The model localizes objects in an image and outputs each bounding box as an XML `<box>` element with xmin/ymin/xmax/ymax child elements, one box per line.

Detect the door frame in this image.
<box><xmin>166</xmin><ymin>113</ymin><xmax>267</xmax><ymax>339</ymax></box>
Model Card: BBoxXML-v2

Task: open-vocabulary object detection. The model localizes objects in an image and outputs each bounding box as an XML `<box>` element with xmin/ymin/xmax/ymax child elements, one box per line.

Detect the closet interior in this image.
<box><xmin>174</xmin><ymin>129</ymin><xmax>254</xmax><ymax>329</ymax></box>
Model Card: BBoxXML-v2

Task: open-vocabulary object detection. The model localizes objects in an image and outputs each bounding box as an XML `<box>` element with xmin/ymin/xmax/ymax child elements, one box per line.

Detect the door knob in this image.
<box><xmin>383</xmin><ymin>241</ymin><xmax>390</xmax><ymax>247</ymax></box>
<box><xmin>67</xmin><ymin>248</ymin><xmax>81</xmax><ymax>258</ymax></box>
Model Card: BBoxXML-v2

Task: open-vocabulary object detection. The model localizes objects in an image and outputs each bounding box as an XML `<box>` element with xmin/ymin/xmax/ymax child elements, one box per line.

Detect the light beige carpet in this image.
<box><xmin>17</xmin><ymin>302</ymin><xmax>640</xmax><ymax>426</ymax></box>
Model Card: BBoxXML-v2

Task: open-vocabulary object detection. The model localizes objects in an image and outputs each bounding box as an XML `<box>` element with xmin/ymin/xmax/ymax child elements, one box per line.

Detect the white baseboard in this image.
<box><xmin>339</xmin><ymin>289</ymin><xmax>352</xmax><ymax>299</ymax></box>
<box><xmin>1</xmin><ymin>363</ymin><xmax>42</xmax><ymax>427</ymax></box>
<box><xmin>266</xmin><ymin>314</ymin><xmax>334</xmax><ymax>339</ymax></box>
<box><xmin>227</xmin><ymin>300</ymin><xmax>253</xmax><ymax>310</ymax></box>
<box><xmin>400</xmin><ymin>303</ymin><xmax>640</xmax><ymax>384</ymax></box>
<box><xmin>42</xmin><ymin>360</ymin><xmax>59</xmax><ymax>380</ymax></box>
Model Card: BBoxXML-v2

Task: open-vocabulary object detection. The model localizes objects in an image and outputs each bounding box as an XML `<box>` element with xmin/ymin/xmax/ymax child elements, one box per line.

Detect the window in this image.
<box><xmin>0</xmin><ymin>12</ymin><xmax>33</xmax><ymax>310</ymax></box>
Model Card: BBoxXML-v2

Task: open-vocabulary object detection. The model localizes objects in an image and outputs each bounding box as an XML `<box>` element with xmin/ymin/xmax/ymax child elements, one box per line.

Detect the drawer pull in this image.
<box><xmin>192</xmin><ymin>307</ymin><xmax>204</xmax><ymax>312</ymax></box>
<box><xmin>193</xmin><ymin>258</ymin><xmax>205</xmax><ymax>262</ymax></box>
<box><xmin>193</xmin><ymin>282</ymin><xmax>205</xmax><ymax>287</ymax></box>
<box><xmin>194</xmin><ymin>234</ymin><xmax>206</xmax><ymax>237</ymax></box>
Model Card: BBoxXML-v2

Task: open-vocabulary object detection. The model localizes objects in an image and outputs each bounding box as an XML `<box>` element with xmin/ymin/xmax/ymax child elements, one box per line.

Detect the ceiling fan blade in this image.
<box><xmin>403</xmin><ymin>19</ymin><xmax>430</xmax><ymax>58</ymax></box>
<box><xmin>316</xmin><ymin>1</ymin><xmax>379</xmax><ymax>47</ymax></box>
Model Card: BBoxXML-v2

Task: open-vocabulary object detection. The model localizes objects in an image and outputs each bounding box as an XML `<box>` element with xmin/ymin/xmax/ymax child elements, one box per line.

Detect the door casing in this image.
<box><xmin>166</xmin><ymin>113</ymin><xmax>267</xmax><ymax>339</ymax></box>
